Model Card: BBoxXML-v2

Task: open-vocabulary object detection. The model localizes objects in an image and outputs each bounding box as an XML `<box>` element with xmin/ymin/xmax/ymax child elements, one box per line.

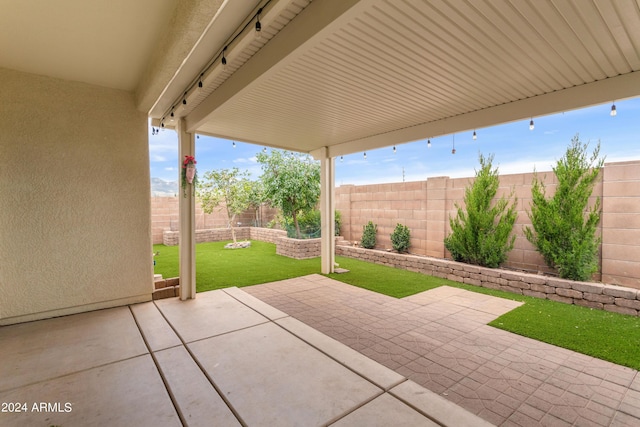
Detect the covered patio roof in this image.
<box><xmin>4</xmin><ymin>1</ymin><xmax>639</xmax><ymax>155</ymax></box>
<box><xmin>149</xmin><ymin>0</ymin><xmax>640</xmax><ymax>157</ymax></box>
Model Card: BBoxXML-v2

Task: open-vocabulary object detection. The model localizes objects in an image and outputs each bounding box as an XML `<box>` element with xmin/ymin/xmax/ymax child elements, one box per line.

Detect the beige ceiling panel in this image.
<box><xmin>165</xmin><ymin>0</ymin><xmax>640</xmax><ymax>155</ymax></box>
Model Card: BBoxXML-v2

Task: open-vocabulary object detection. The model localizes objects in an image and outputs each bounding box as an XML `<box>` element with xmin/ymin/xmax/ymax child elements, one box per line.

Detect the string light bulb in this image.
<box><xmin>364</xmin><ymin>152</ymin><xmax>367</xmax><ymax>160</ymax></box>
<box><xmin>232</xmin><ymin>141</ymin><xmax>236</xmax><ymax>148</ymax></box>
<box><xmin>473</xmin><ymin>130</ymin><xmax>477</xmax><ymax>140</ymax></box>
<box><xmin>427</xmin><ymin>139</ymin><xmax>431</xmax><ymax>148</ymax></box>
<box><xmin>182</xmin><ymin>92</ymin><xmax>187</xmax><ymax>106</ymax></box>
<box><xmin>451</xmin><ymin>134</ymin><xmax>456</xmax><ymax>155</ymax></box>
<box><xmin>255</xmin><ymin>8</ymin><xmax>262</xmax><ymax>38</ymax></box>
<box><xmin>222</xmin><ymin>47</ymin><xmax>227</xmax><ymax>67</ymax></box>
<box><xmin>263</xmin><ymin>147</ymin><xmax>267</xmax><ymax>153</ymax></box>
<box><xmin>340</xmin><ymin>156</ymin><xmax>343</xmax><ymax>162</ymax></box>
<box><xmin>393</xmin><ymin>145</ymin><xmax>397</xmax><ymax>154</ymax></box>
<box><xmin>611</xmin><ymin>102</ymin><xmax>617</xmax><ymax>117</ymax></box>
<box><xmin>529</xmin><ymin>118</ymin><xmax>534</xmax><ymax>131</ymax></box>
<box><xmin>198</xmin><ymin>73</ymin><xmax>203</xmax><ymax>89</ymax></box>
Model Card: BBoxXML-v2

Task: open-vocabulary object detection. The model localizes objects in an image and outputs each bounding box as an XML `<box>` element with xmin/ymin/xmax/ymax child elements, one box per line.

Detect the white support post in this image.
<box><xmin>177</xmin><ymin>119</ymin><xmax>196</xmax><ymax>300</ymax></box>
<box><xmin>319</xmin><ymin>148</ymin><xmax>335</xmax><ymax>274</ymax></box>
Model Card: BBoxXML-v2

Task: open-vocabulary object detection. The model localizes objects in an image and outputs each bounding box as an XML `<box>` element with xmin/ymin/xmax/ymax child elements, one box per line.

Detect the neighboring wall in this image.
<box><xmin>151</xmin><ymin>197</ymin><xmax>275</xmax><ymax>244</ymax></box>
<box><xmin>0</xmin><ymin>69</ymin><xmax>153</xmax><ymax>325</ymax></box>
<box><xmin>602</xmin><ymin>161</ymin><xmax>640</xmax><ymax>287</ymax></box>
<box><xmin>336</xmin><ymin>160</ymin><xmax>640</xmax><ymax>289</ymax></box>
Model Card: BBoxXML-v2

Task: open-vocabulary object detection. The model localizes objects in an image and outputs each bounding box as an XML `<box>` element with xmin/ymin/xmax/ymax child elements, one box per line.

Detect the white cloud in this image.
<box><xmin>233</xmin><ymin>156</ymin><xmax>258</xmax><ymax>164</ymax></box>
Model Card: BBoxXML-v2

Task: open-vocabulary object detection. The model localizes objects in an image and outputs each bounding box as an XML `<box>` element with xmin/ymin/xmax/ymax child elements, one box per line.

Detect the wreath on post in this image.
<box><xmin>181</xmin><ymin>155</ymin><xmax>198</xmax><ymax>197</ymax></box>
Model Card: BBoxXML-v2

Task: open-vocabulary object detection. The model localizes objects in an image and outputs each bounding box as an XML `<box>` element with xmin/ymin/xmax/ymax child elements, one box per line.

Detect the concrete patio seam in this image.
<box><xmin>129</xmin><ymin>305</ymin><xmax>187</xmax><ymax>426</ymax></box>
<box><xmin>150</xmin><ymin>299</ymin><xmax>248</xmax><ymax>427</ymax></box>
<box><xmin>0</xmin><ymin>354</ymin><xmax>153</xmax><ymax>395</ymax></box>
<box><xmin>324</xmin><ymin>389</ymin><xmax>387</xmax><ymax>426</ymax></box>
<box><xmin>273</xmin><ymin>316</ymin><xmax>406</xmax><ymax>391</ymax></box>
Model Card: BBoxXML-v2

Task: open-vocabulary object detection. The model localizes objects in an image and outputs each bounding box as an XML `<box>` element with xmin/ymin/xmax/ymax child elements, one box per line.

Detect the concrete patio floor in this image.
<box><xmin>245</xmin><ymin>275</ymin><xmax>640</xmax><ymax>427</ymax></box>
<box><xmin>0</xmin><ymin>276</ymin><xmax>492</xmax><ymax>427</ymax></box>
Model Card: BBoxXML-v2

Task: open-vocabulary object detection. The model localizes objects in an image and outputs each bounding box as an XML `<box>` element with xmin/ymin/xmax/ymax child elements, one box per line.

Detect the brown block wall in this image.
<box><xmin>602</xmin><ymin>161</ymin><xmax>640</xmax><ymax>288</ymax></box>
<box><xmin>336</xmin><ymin>160</ymin><xmax>639</xmax><ymax>286</ymax></box>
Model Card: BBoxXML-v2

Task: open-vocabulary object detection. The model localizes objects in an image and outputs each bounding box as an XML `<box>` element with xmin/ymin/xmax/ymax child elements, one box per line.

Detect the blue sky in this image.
<box><xmin>149</xmin><ymin>98</ymin><xmax>639</xmax><ymax>186</ymax></box>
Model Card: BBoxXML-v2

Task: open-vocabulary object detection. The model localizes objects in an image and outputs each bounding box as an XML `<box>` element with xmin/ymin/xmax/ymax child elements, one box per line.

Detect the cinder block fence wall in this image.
<box><xmin>336</xmin><ymin>160</ymin><xmax>640</xmax><ymax>289</ymax></box>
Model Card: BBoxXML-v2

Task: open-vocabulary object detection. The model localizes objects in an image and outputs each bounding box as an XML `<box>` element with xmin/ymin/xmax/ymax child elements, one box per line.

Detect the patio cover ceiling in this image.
<box><xmin>3</xmin><ymin>0</ymin><xmax>639</xmax><ymax>158</ymax></box>
<box><xmin>150</xmin><ymin>0</ymin><xmax>640</xmax><ymax>158</ymax></box>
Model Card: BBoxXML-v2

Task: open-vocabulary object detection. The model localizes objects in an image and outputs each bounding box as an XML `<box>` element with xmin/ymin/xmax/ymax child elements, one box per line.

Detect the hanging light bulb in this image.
<box><xmin>152</xmin><ymin>127</ymin><xmax>156</xmax><ymax>135</ymax></box>
<box><xmin>364</xmin><ymin>152</ymin><xmax>367</xmax><ymax>160</ymax></box>
<box><xmin>232</xmin><ymin>141</ymin><xmax>236</xmax><ymax>148</ymax></box>
<box><xmin>473</xmin><ymin>130</ymin><xmax>477</xmax><ymax>140</ymax></box>
<box><xmin>427</xmin><ymin>139</ymin><xmax>431</xmax><ymax>148</ymax></box>
<box><xmin>182</xmin><ymin>92</ymin><xmax>187</xmax><ymax>106</ymax></box>
<box><xmin>263</xmin><ymin>147</ymin><xmax>267</xmax><ymax>153</ymax></box>
<box><xmin>222</xmin><ymin>47</ymin><xmax>227</xmax><ymax>68</ymax></box>
<box><xmin>451</xmin><ymin>134</ymin><xmax>456</xmax><ymax>154</ymax></box>
<box><xmin>255</xmin><ymin>8</ymin><xmax>262</xmax><ymax>39</ymax></box>
<box><xmin>198</xmin><ymin>73</ymin><xmax>203</xmax><ymax>89</ymax></box>
<box><xmin>196</xmin><ymin>135</ymin><xmax>200</xmax><ymax>139</ymax></box>
<box><xmin>529</xmin><ymin>118</ymin><xmax>534</xmax><ymax>131</ymax></box>
<box><xmin>340</xmin><ymin>156</ymin><xmax>343</xmax><ymax>162</ymax></box>
<box><xmin>610</xmin><ymin>102</ymin><xmax>617</xmax><ymax>117</ymax></box>
<box><xmin>393</xmin><ymin>145</ymin><xmax>397</xmax><ymax>154</ymax></box>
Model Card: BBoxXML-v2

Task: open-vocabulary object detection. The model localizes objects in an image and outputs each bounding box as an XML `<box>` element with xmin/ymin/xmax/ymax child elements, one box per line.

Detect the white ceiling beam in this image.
<box><xmin>184</xmin><ymin>0</ymin><xmax>371</xmax><ymax>133</ymax></box>
<box><xmin>327</xmin><ymin>71</ymin><xmax>640</xmax><ymax>158</ymax></box>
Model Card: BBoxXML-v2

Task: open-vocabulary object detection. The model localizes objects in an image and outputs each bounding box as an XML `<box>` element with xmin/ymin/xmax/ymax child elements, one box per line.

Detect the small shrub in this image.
<box><xmin>361</xmin><ymin>221</ymin><xmax>377</xmax><ymax>249</ymax></box>
<box><xmin>334</xmin><ymin>210</ymin><xmax>342</xmax><ymax>236</ymax></box>
<box><xmin>391</xmin><ymin>223</ymin><xmax>410</xmax><ymax>253</ymax></box>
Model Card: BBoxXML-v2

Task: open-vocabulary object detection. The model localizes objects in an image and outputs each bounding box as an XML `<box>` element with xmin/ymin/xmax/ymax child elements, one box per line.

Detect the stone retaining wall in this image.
<box><xmin>250</xmin><ymin>227</ymin><xmax>287</xmax><ymax>243</ymax></box>
<box><xmin>336</xmin><ymin>245</ymin><xmax>640</xmax><ymax>316</ymax></box>
<box><xmin>163</xmin><ymin>227</ymin><xmax>252</xmax><ymax>246</ymax></box>
<box><xmin>276</xmin><ymin>237</ymin><xmax>321</xmax><ymax>259</ymax></box>
<box><xmin>276</xmin><ymin>236</ymin><xmax>348</xmax><ymax>259</ymax></box>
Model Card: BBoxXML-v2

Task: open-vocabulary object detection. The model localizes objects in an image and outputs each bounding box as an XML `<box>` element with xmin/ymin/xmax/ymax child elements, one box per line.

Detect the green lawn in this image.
<box><xmin>153</xmin><ymin>241</ymin><xmax>321</xmax><ymax>292</ymax></box>
<box><xmin>153</xmin><ymin>241</ymin><xmax>640</xmax><ymax>370</ymax></box>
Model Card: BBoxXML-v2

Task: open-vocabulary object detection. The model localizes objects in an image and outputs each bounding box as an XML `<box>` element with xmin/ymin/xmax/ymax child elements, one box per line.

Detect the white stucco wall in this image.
<box><xmin>0</xmin><ymin>68</ymin><xmax>153</xmax><ymax>325</ymax></box>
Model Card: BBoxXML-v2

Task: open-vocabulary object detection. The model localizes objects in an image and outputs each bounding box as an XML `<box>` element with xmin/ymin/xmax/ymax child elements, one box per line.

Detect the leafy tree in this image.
<box><xmin>361</xmin><ymin>221</ymin><xmax>377</xmax><ymax>249</ymax></box>
<box><xmin>256</xmin><ymin>150</ymin><xmax>321</xmax><ymax>239</ymax></box>
<box><xmin>524</xmin><ymin>135</ymin><xmax>604</xmax><ymax>281</ymax></box>
<box><xmin>391</xmin><ymin>223</ymin><xmax>411</xmax><ymax>253</ymax></box>
<box><xmin>444</xmin><ymin>153</ymin><xmax>518</xmax><ymax>268</ymax></box>
<box><xmin>199</xmin><ymin>168</ymin><xmax>252</xmax><ymax>243</ymax></box>
<box><xmin>247</xmin><ymin>179</ymin><xmax>265</xmax><ymax>226</ymax></box>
